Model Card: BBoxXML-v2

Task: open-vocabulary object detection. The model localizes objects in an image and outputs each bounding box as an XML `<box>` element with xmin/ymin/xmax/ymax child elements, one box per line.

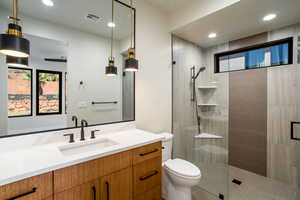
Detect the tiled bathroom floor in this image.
<box><xmin>192</xmin><ymin>165</ymin><xmax>300</xmax><ymax>200</ymax></box>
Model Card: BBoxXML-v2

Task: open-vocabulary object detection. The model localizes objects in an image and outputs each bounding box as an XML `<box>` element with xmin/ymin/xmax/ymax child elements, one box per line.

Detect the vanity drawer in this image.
<box><xmin>132</xmin><ymin>142</ymin><xmax>162</xmax><ymax>165</ymax></box>
<box><xmin>133</xmin><ymin>156</ymin><xmax>162</xmax><ymax>196</ymax></box>
<box><xmin>54</xmin><ymin>150</ymin><xmax>132</xmax><ymax>193</ymax></box>
<box><xmin>54</xmin><ymin>179</ymin><xmax>99</xmax><ymax>200</ymax></box>
<box><xmin>134</xmin><ymin>186</ymin><xmax>161</xmax><ymax>200</ymax></box>
<box><xmin>0</xmin><ymin>172</ymin><xmax>53</xmax><ymax>200</ymax></box>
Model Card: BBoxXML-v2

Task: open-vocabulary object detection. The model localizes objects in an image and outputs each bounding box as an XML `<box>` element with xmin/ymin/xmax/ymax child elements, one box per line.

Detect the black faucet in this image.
<box><xmin>80</xmin><ymin>119</ymin><xmax>88</xmax><ymax>141</ymax></box>
<box><xmin>72</xmin><ymin>115</ymin><xmax>78</xmax><ymax>127</ymax></box>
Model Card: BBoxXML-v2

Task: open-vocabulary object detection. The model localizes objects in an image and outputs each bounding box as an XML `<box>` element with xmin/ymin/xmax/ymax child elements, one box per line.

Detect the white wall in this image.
<box><xmin>0</xmin><ymin>8</ymin><xmax>124</xmax><ymax>135</ymax></box>
<box><xmin>135</xmin><ymin>0</ymin><xmax>172</xmax><ymax>133</ymax></box>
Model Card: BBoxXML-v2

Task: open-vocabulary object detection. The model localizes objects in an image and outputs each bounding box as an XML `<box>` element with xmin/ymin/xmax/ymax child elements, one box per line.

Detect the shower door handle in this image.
<box><xmin>291</xmin><ymin>121</ymin><xmax>300</xmax><ymax>140</ymax></box>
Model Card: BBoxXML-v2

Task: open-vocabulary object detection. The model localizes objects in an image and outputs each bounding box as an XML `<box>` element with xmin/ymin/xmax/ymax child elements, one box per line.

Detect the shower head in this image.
<box><xmin>194</xmin><ymin>66</ymin><xmax>206</xmax><ymax>79</ymax></box>
<box><xmin>199</xmin><ymin>67</ymin><xmax>206</xmax><ymax>72</ymax></box>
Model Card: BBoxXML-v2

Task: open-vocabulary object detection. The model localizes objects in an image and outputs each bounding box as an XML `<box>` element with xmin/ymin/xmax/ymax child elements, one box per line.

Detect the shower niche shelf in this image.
<box><xmin>197</xmin><ymin>103</ymin><xmax>218</xmax><ymax>106</ymax></box>
<box><xmin>198</xmin><ymin>85</ymin><xmax>217</xmax><ymax>89</ymax></box>
<box><xmin>198</xmin><ymin>81</ymin><xmax>217</xmax><ymax>89</ymax></box>
<box><xmin>194</xmin><ymin>133</ymin><xmax>223</xmax><ymax>139</ymax></box>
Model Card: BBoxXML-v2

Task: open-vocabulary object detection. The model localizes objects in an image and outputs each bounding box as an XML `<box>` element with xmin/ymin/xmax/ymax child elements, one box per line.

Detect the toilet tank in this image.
<box><xmin>160</xmin><ymin>133</ymin><xmax>173</xmax><ymax>162</ymax></box>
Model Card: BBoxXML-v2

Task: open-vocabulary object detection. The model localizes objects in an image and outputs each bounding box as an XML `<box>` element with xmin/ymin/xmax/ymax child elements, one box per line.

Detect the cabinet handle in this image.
<box><xmin>139</xmin><ymin>149</ymin><xmax>159</xmax><ymax>156</ymax></box>
<box><xmin>6</xmin><ymin>187</ymin><xmax>37</xmax><ymax>200</ymax></box>
<box><xmin>105</xmin><ymin>181</ymin><xmax>110</xmax><ymax>200</ymax></box>
<box><xmin>91</xmin><ymin>186</ymin><xmax>96</xmax><ymax>200</ymax></box>
<box><xmin>139</xmin><ymin>170</ymin><xmax>159</xmax><ymax>181</ymax></box>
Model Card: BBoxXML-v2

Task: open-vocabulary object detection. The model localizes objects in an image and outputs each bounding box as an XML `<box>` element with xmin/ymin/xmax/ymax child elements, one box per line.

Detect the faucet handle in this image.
<box><xmin>64</xmin><ymin>133</ymin><xmax>75</xmax><ymax>143</ymax></box>
<box><xmin>91</xmin><ymin>130</ymin><xmax>100</xmax><ymax>139</ymax></box>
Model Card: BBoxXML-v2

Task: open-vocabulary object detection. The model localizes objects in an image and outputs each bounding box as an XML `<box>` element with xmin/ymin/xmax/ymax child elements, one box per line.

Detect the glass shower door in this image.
<box><xmin>172</xmin><ymin>35</ymin><xmax>229</xmax><ymax>199</ymax></box>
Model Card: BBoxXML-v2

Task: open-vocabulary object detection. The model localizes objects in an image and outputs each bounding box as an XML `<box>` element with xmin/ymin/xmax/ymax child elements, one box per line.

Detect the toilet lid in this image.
<box><xmin>164</xmin><ymin>159</ymin><xmax>201</xmax><ymax>177</ymax></box>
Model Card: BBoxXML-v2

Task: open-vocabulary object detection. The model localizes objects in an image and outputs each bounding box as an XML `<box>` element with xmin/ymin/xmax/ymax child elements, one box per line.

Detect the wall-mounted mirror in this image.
<box><xmin>0</xmin><ymin>0</ymin><xmax>135</xmax><ymax>136</ymax></box>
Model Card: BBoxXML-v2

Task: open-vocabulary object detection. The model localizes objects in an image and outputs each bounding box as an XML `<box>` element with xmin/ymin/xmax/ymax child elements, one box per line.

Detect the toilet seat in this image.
<box><xmin>164</xmin><ymin>159</ymin><xmax>201</xmax><ymax>178</ymax></box>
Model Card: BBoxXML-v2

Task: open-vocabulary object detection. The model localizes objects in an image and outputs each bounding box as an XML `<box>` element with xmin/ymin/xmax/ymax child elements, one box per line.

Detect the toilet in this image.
<box><xmin>161</xmin><ymin>133</ymin><xmax>201</xmax><ymax>200</ymax></box>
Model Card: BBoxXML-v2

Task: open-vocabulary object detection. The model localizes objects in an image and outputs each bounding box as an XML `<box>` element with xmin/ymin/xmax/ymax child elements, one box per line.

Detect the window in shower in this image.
<box><xmin>215</xmin><ymin>37</ymin><xmax>293</xmax><ymax>73</ymax></box>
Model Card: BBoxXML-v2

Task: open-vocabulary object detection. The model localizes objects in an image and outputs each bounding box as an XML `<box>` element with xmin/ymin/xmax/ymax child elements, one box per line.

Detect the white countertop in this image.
<box><xmin>0</xmin><ymin>128</ymin><xmax>164</xmax><ymax>186</ymax></box>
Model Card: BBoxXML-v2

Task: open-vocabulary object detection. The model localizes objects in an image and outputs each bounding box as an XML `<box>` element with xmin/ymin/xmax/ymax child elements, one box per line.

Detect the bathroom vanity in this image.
<box><xmin>0</xmin><ymin>129</ymin><xmax>164</xmax><ymax>200</ymax></box>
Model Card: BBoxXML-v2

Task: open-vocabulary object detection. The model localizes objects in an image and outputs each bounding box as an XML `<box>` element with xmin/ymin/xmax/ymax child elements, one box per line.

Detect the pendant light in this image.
<box><xmin>6</xmin><ymin>56</ymin><xmax>28</xmax><ymax>67</ymax></box>
<box><xmin>124</xmin><ymin>0</ymin><xmax>138</xmax><ymax>72</ymax></box>
<box><xmin>0</xmin><ymin>0</ymin><xmax>30</xmax><ymax>58</ymax></box>
<box><xmin>105</xmin><ymin>0</ymin><xmax>117</xmax><ymax>76</ymax></box>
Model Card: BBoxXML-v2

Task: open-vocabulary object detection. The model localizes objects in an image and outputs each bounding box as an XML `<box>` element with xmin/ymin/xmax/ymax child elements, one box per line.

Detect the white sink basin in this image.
<box><xmin>58</xmin><ymin>138</ymin><xmax>118</xmax><ymax>156</ymax></box>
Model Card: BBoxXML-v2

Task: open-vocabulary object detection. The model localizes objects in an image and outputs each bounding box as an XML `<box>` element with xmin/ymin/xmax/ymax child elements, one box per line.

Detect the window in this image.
<box><xmin>36</xmin><ymin>70</ymin><xmax>62</xmax><ymax>115</ymax></box>
<box><xmin>8</xmin><ymin>67</ymin><xmax>32</xmax><ymax>117</ymax></box>
<box><xmin>215</xmin><ymin>37</ymin><xmax>293</xmax><ymax>73</ymax></box>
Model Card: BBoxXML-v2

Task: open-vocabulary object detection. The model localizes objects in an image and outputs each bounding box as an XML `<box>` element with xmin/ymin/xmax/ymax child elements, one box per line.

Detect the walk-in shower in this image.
<box><xmin>172</xmin><ymin>31</ymin><xmax>300</xmax><ymax>200</ymax></box>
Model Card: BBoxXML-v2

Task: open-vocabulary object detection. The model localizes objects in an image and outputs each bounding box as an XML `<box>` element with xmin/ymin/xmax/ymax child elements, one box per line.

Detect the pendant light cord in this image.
<box><xmin>12</xmin><ymin>0</ymin><xmax>19</xmax><ymax>24</ymax></box>
<box><xmin>110</xmin><ymin>0</ymin><xmax>114</xmax><ymax>58</ymax></box>
<box><xmin>130</xmin><ymin>0</ymin><xmax>134</xmax><ymax>49</ymax></box>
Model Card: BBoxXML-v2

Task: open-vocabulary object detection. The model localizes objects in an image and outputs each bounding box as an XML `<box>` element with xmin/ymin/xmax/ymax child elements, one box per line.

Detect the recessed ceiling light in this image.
<box><xmin>263</xmin><ymin>13</ymin><xmax>277</xmax><ymax>21</ymax></box>
<box><xmin>42</xmin><ymin>0</ymin><xmax>54</xmax><ymax>7</ymax></box>
<box><xmin>208</xmin><ymin>33</ymin><xmax>217</xmax><ymax>38</ymax></box>
<box><xmin>107</xmin><ymin>22</ymin><xmax>116</xmax><ymax>28</ymax></box>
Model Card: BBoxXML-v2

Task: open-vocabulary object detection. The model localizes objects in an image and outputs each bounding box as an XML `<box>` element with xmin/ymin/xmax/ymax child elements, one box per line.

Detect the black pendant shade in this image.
<box><xmin>125</xmin><ymin>48</ymin><xmax>138</xmax><ymax>72</ymax></box>
<box><xmin>6</xmin><ymin>55</ymin><xmax>28</xmax><ymax>67</ymax></box>
<box><xmin>0</xmin><ymin>23</ymin><xmax>30</xmax><ymax>58</ymax></box>
<box><xmin>105</xmin><ymin>57</ymin><xmax>117</xmax><ymax>76</ymax></box>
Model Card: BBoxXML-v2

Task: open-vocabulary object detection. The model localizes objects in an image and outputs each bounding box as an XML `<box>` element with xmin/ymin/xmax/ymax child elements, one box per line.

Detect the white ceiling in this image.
<box><xmin>172</xmin><ymin>0</ymin><xmax>300</xmax><ymax>47</ymax></box>
<box><xmin>144</xmin><ymin>0</ymin><xmax>195</xmax><ymax>13</ymax></box>
<box><xmin>0</xmin><ymin>0</ymin><xmax>133</xmax><ymax>40</ymax></box>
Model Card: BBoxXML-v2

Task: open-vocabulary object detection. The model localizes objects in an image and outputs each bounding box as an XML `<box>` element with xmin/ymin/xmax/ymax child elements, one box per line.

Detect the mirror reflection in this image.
<box><xmin>0</xmin><ymin>0</ymin><xmax>135</xmax><ymax>136</ymax></box>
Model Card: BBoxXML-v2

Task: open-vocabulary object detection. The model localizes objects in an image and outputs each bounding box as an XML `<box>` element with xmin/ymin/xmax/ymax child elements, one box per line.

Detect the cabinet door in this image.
<box><xmin>100</xmin><ymin>167</ymin><xmax>132</xmax><ymax>200</ymax></box>
<box><xmin>54</xmin><ymin>180</ymin><xmax>99</xmax><ymax>200</ymax></box>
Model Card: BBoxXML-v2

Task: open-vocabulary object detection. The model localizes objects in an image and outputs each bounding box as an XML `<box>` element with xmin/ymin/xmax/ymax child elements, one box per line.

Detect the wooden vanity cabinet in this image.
<box><xmin>0</xmin><ymin>142</ymin><xmax>162</xmax><ymax>200</ymax></box>
<box><xmin>100</xmin><ymin>167</ymin><xmax>132</xmax><ymax>200</ymax></box>
<box><xmin>0</xmin><ymin>172</ymin><xmax>53</xmax><ymax>200</ymax></box>
<box><xmin>54</xmin><ymin>179</ymin><xmax>99</xmax><ymax>200</ymax></box>
<box><xmin>53</xmin><ymin>151</ymin><xmax>132</xmax><ymax>194</ymax></box>
<box><xmin>132</xmin><ymin>142</ymin><xmax>162</xmax><ymax>200</ymax></box>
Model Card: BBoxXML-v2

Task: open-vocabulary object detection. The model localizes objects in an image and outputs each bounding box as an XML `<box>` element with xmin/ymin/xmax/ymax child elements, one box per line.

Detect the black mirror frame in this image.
<box><xmin>0</xmin><ymin>0</ymin><xmax>136</xmax><ymax>139</ymax></box>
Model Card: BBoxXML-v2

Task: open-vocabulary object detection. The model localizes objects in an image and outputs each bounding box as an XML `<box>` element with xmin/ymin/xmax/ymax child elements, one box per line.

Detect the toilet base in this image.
<box><xmin>166</xmin><ymin>184</ymin><xmax>192</xmax><ymax>200</ymax></box>
<box><xmin>163</xmin><ymin>167</ymin><xmax>196</xmax><ymax>200</ymax></box>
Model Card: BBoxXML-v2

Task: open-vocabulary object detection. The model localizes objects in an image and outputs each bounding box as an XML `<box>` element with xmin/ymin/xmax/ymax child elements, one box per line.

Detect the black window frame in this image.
<box><xmin>36</xmin><ymin>69</ymin><xmax>63</xmax><ymax>116</ymax></box>
<box><xmin>214</xmin><ymin>37</ymin><xmax>294</xmax><ymax>73</ymax></box>
<box><xmin>8</xmin><ymin>67</ymin><xmax>33</xmax><ymax>118</ymax></box>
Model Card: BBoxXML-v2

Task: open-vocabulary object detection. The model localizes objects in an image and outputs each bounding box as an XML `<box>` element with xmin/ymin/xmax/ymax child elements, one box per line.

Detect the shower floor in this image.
<box><xmin>192</xmin><ymin>164</ymin><xmax>300</xmax><ymax>200</ymax></box>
